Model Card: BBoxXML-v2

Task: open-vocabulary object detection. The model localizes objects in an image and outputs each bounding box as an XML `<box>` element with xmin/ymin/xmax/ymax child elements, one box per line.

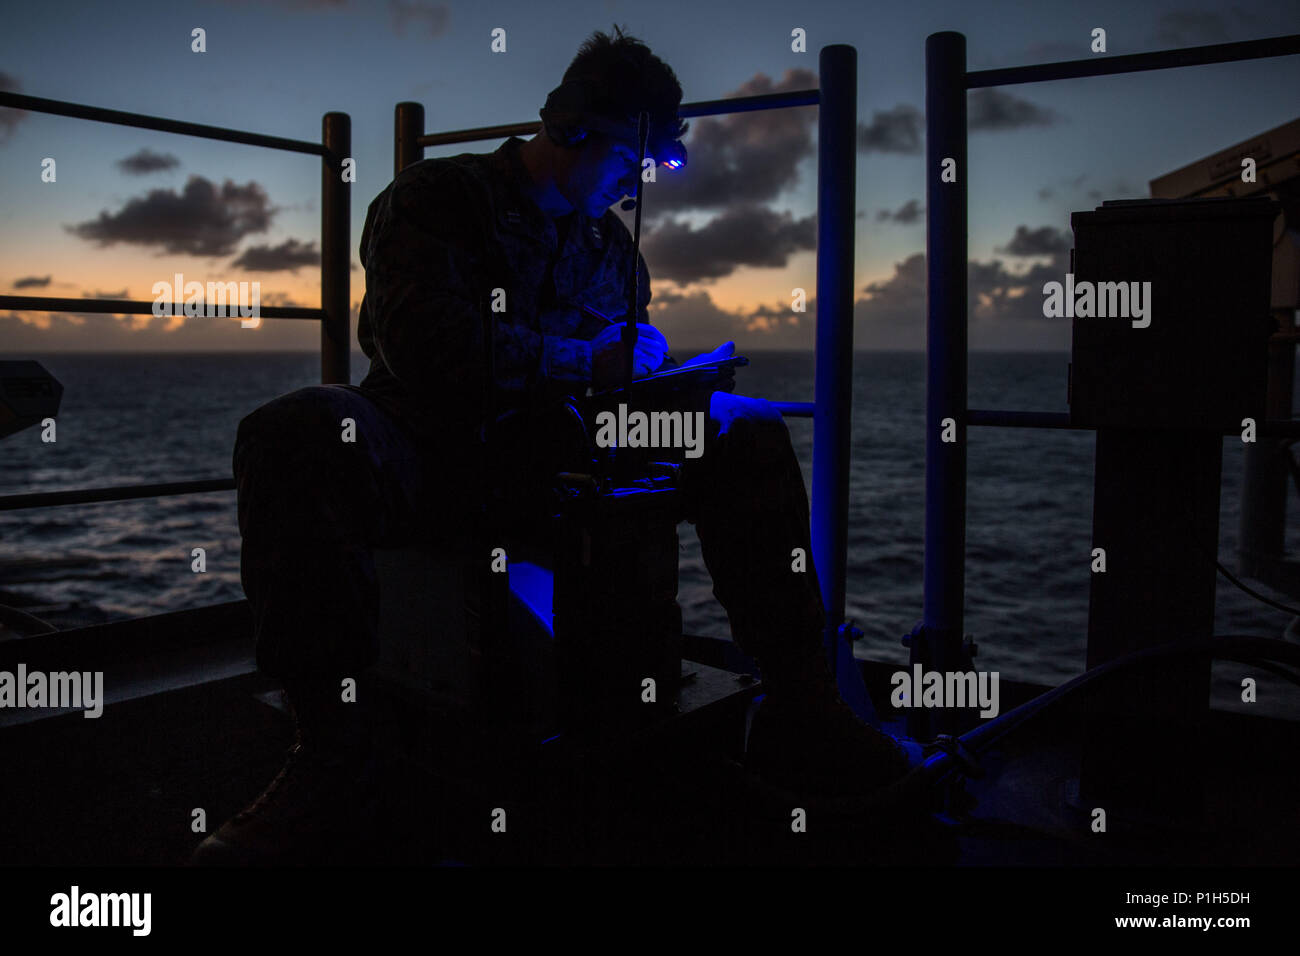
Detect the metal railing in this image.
<box><xmin>391</xmin><ymin>47</ymin><xmax>860</xmax><ymax>663</ymax></box>
<box><xmin>919</xmin><ymin>31</ymin><xmax>1300</xmax><ymax>696</ymax></box>
<box><xmin>0</xmin><ymin>92</ymin><xmax>351</xmax><ymax>510</ymax></box>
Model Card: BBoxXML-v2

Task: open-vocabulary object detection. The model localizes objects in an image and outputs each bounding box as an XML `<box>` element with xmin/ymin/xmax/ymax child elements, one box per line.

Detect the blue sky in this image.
<box><xmin>1</xmin><ymin>0</ymin><xmax>1297</xmax><ymax>352</ymax></box>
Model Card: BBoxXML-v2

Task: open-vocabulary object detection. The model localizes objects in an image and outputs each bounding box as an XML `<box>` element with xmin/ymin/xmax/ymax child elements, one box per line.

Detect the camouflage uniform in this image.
<box><xmin>234</xmin><ymin>136</ymin><xmax>827</xmax><ymax>688</ymax></box>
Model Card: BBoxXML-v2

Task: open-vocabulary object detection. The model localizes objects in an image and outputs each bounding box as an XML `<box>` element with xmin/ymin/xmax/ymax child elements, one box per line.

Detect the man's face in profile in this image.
<box><xmin>557</xmin><ymin>132</ymin><xmax>640</xmax><ymax>218</ymax></box>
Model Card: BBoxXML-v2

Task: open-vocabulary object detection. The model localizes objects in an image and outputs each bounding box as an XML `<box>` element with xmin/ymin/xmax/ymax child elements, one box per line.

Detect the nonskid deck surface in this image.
<box><xmin>1</xmin><ymin>656</ymin><xmax>1294</xmax><ymax>867</ymax></box>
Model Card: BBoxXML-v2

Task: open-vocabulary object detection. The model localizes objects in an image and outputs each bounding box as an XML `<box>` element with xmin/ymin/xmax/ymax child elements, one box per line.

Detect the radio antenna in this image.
<box><xmin>623</xmin><ymin>110</ymin><xmax>650</xmax><ymax>393</ymax></box>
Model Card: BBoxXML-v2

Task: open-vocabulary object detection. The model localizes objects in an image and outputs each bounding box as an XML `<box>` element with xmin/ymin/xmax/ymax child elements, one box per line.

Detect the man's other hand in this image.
<box><xmin>592</xmin><ymin>322</ymin><xmax>669</xmax><ymax>388</ymax></box>
<box><xmin>680</xmin><ymin>341</ymin><xmax>736</xmax><ymax>368</ymax></box>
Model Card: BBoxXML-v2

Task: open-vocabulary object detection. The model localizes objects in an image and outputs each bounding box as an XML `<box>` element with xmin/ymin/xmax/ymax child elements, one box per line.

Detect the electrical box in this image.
<box><xmin>1068</xmin><ymin>197</ymin><xmax>1279</xmax><ymax>430</ymax></box>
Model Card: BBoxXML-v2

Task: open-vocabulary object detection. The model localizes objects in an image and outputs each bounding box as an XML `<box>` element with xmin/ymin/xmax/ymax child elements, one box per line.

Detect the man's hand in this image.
<box><xmin>592</xmin><ymin>322</ymin><xmax>669</xmax><ymax>389</ymax></box>
<box><xmin>679</xmin><ymin>341</ymin><xmax>736</xmax><ymax>368</ymax></box>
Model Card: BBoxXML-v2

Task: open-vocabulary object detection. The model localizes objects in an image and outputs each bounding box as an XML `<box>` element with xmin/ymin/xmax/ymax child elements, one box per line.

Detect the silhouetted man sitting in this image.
<box><xmin>194</xmin><ymin>26</ymin><xmax>910</xmax><ymax>865</ymax></box>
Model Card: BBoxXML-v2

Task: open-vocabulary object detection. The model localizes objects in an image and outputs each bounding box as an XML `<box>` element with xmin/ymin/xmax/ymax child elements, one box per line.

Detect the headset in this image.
<box><xmin>539</xmin><ymin>77</ymin><xmax>687</xmax><ymax>173</ymax></box>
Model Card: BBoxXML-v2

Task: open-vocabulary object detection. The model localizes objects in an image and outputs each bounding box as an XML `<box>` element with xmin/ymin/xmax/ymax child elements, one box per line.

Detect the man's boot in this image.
<box><xmin>189</xmin><ymin>676</ymin><xmax>379</xmax><ymax>865</ymax></box>
<box><xmin>744</xmin><ymin>640</ymin><xmax>912</xmax><ymax>802</ymax></box>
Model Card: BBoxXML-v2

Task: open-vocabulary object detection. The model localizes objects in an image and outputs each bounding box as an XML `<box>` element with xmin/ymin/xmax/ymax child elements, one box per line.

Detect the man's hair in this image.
<box><xmin>561</xmin><ymin>25</ymin><xmax>689</xmax><ymax>142</ymax></box>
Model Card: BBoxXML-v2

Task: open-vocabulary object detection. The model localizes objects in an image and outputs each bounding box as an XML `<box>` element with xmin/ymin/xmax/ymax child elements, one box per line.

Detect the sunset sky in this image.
<box><xmin>1</xmin><ymin>0</ymin><xmax>1298</xmax><ymax>355</ymax></box>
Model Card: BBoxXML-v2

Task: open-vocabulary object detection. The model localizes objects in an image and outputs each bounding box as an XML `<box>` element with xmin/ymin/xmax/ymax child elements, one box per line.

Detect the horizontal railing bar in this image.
<box><xmin>967</xmin><ymin>409</ymin><xmax>1079</xmax><ymax>428</ymax></box>
<box><xmin>0</xmin><ymin>91</ymin><xmax>327</xmax><ymax>155</ymax></box>
<box><xmin>0</xmin><ymin>296</ymin><xmax>322</xmax><ymax>320</ymax></box>
<box><xmin>417</xmin><ymin>88</ymin><xmax>820</xmax><ymax>148</ymax></box>
<box><xmin>418</xmin><ymin>121</ymin><xmax>539</xmax><ymax>147</ymax></box>
<box><xmin>968</xmin><ymin>409</ymin><xmax>1300</xmax><ymax>436</ymax></box>
<box><xmin>966</xmin><ymin>34</ymin><xmax>1300</xmax><ymax>88</ymax></box>
<box><xmin>7</xmin><ymin>411</ymin><xmax>1290</xmax><ymax>512</ymax></box>
<box><xmin>772</xmin><ymin>401</ymin><xmax>815</xmax><ymax>417</ymax></box>
<box><xmin>0</xmin><ymin>479</ymin><xmax>235</xmax><ymax>511</ymax></box>
<box><xmin>678</xmin><ymin>89</ymin><xmax>820</xmax><ymax>117</ymax></box>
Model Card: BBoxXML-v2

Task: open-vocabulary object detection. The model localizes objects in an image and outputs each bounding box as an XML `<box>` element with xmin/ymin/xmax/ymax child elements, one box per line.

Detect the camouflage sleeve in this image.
<box><xmin>636</xmin><ymin>250</ymin><xmax>678</xmax><ymax>372</ymax></box>
<box><xmin>362</xmin><ymin>164</ymin><xmax>597</xmax><ymax>406</ymax></box>
<box><xmin>541</xmin><ymin>334</ymin><xmax>592</xmax><ymax>383</ymax></box>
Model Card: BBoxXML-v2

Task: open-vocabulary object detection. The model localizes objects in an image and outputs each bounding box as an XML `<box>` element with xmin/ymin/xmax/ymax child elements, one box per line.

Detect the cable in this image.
<box><xmin>0</xmin><ymin>603</ymin><xmax>58</xmax><ymax>636</ymax></box>
<box><xmin>1172</xmin><ymin>472</ymin><xmax>1300</xmax><ymax>618</ymax></box>
<box><xmin>807</xmin><ymin>634</ymin><xmax>1300</xmax><ymax>817</ymax></box>
<box><xmin>1215</xmin><ymin>560</ymin><xmax>1300</xmax><ymax>618</ymax></box>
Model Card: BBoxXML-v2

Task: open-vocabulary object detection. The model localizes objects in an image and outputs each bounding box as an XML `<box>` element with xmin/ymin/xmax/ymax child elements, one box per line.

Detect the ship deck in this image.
<box><xmin>2</xmin><ymin>602</ymin><xmax>1295</xmax><ymax>867</ymax></box>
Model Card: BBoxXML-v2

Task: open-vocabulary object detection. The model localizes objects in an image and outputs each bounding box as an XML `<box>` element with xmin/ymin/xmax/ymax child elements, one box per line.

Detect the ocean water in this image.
<box><xmin>3</xmin><ymin>350</ymin><xmax>1299</xmax><ymax>717</ymax></box>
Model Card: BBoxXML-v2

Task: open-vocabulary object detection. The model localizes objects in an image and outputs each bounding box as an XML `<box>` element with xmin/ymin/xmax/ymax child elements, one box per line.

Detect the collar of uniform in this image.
<box><xmin>492</xmin><ymin>137</ymin><xmax>547</xmax><ymax>235</ymax></box>
<box><xmin>494</xmin><ymin>136</ymin><xmax>605</xmax><ymax>256</ymax></box>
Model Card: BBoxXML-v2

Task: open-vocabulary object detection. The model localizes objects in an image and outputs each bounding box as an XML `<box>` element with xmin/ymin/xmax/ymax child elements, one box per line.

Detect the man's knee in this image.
<box><xmin>233</xmin><ymin>386</ymin><xmax>388</xmax><ymax>535</ymax></box>
<box><xmin>708</xmin><ymin>392</ymin><xmax>789</xmax><ymax>448</ymax></box>
<box><xmin>236</xmin><ymin>386</ymin><xmax>349</xmax><ymax>460</ymax></box>
<box><xmin>234</xmin><ymin>385</ymin><xmax>399</xmax><ymax>488</ymax></box>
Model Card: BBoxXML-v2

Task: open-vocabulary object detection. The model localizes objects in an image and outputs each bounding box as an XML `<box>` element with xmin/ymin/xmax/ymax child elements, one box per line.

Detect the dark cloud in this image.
<box><xmin>648</xmin><ymin>287</ymin><xmax>810</xmax><ymax>350</ymax></box>
<box><xmin>389</xmin><ymin>0</ymin><xmax>450</xmax><ymax>37</ymax></box>
<box><xmin>968</xmin><ymin>89</ymin><xmax>1058</xmax><ymax>131</ymax></box>
<box><xmin>999</xmin><ymin>225</ymin><xmax>1070</xmax><ymax>256</ymax></box>
<box><xmin>1152</xmin><ymin>10</ymin><xmax>1231</xmax><ymax>47</ymax></box>
<box><xmin>645</xmin><ymin>69</ymin><xmax>817</xmax><ymax>214</ymax></box>
<box><xmin>13</xmin><ymin>275</ymin><xmax>51</xmax><ymax>289</ymax></box>
<box><xmin>857</xmin><ymin>253</ymin><xmax>927</xmax><ymax>330</ymax></box>
<box><xmin>876</xmin><ymin>199</ymin><xmax>923</xmax><ymax>224</ymax></box>
<box><xmin>85</xmin><ymin>288</ymin><xmax>129</xmax><ymax>299</ymax></box>
<box><xmin>857</xmin><ymin>245</ymin><xmax>1071</xmax><ymax>333</ymax></box>
<box><xmin>230</xmin><ymin>238</ymin><xmax>320</xmax><ymax>272</ymax></box>
<box><xmin>641</xmin><ymin>203</ymin><xmax>816</xmax><ymax>284</ymax></box>
<box><xmin>1037</xmin><ymin>187</ymin><xmax>1054</xmax><ymax>201</ymax></box>
<box><xmin>857</xmin><ymin>104</ymin><xmax>923</xmax><ymax>155</ymax></box>
<box><xmin>117</xmin><ymin>149</ymin><xmax>181</xmax><ymax>175</ymax></box>
<box><xmin>0</xmin><ymin>71</ymin><xmax>29</xmax><ymax>145</ymax></box>
<box><xmin>66</xmin><ymin>176</ymin><xmax>274</xmax><ymax>257</ymax></box>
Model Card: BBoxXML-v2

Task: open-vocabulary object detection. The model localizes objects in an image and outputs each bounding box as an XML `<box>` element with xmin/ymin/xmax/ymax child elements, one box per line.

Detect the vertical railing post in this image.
<box><xmin>916</xmin><ymin>31</ymin><xmax>970</xmax><ymax>737</ymax></box>
<box><xmin>395</xmin><ymin>101</ymin><xmax>425</xmax><ymax>175</ymax></box>
<box><xmin>812</xmin><ymin>45</ymin><xmax>857</xmax><ymax>675</ymax></box>
<box><xmin>321</xmin><ymin>111</ymin><xmax>351</xmax><ymax>384</ymax></box>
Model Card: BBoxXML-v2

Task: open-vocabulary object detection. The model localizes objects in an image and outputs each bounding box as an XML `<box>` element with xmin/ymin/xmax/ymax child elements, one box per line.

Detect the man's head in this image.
<box><xmin>526</xmin><ymin>26</ymin><xmax>688</xmax><ymax>218</ymax></box>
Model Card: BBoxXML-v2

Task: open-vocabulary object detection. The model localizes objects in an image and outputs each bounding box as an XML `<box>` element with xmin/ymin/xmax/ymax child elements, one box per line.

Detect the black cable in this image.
<box><xmin>1172</xmin><ymin>470</ymin><xmax>1300</xmax><ymax>619</ymax></box>
<box><xmin>810</xmin><ymin>634</ymin><xmax>1300</xmax><ymax>817</ymax></box>
<box><xmin>0</xmin><ymin>603</ymin><xmax>58</xmax><ymax>636</ymax></box>
<box><xmin>1215</xmin><ymin>559</ymin><xmax>1300</xmax><ymax>619</ymax></box>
